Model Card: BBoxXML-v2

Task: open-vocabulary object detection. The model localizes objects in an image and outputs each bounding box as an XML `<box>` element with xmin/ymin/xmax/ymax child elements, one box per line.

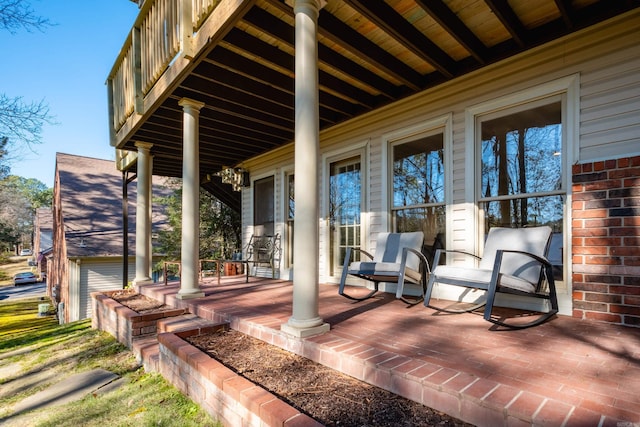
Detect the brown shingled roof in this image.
<box><xmin>55</xmin><ymin>153</ymin><xmax>169</xmax><ymax>258</ymax></box>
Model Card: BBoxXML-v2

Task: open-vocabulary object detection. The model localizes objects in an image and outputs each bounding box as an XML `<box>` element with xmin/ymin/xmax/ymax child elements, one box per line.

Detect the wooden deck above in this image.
<box><xmin>107</xmin><ymin>0</ymin><xmax>640</xmax><ymax>210</ymax></box>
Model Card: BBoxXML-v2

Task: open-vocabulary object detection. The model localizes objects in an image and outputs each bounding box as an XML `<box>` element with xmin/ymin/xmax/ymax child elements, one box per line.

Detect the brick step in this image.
<box><xmin>132</xmin><ymin>335</ymin><xmax>160</xmax><ymax>372</ymax></box>
<box><xmin>158</xmin><ymin>313</ymin><xmax>226</xmax><ymax>335</ymax></box>
<box><xmin>131</xmin><ymin>314</ymin><xmax>228</xmax><ymax>372</ymax></box>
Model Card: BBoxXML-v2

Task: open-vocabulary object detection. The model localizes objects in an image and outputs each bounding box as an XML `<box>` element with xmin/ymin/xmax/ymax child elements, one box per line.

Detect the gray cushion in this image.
<box><xmin>346</xmin><ymin>231</ymin><xmax>424</xmax><ymax>283</ymax></box>
<box><xmin>431</xmin><ymin>226</ymin><xmax>552</xmax><ymax>294</ymax></box>
<box><xmin>372</xmin><ymin>232</ymin><xmax>424</xmax><ymax>271</ymax></box>
<box><xmin>432</xmin><ymin>265</ymin><xmax>536</xmax><ymax>293</ymax></box>
<box><xmin>478</xmin><ymin>226</ymin><xmax>551</xmax><ymax>286</ymax></box>
<box><xmin>348</xmin><ymin>263</ymin><xmax>422</xmax><ymax>283</ymax></box>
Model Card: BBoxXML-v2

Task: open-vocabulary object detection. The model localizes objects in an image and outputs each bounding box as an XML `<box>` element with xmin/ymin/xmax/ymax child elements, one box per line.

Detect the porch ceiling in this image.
<box><xmin>116</xmin><ymin>0</ymin><xmax>639</xmax><ymax>211</ymax></box>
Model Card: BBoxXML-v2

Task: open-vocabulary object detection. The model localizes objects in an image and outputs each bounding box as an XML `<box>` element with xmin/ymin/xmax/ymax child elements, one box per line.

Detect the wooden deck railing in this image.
<box><xmin>109</xmin><ymin>39</ymin><xmax>136</xmax><ymax>131</ymax></box>
<box><xmin>107</xmin><ymin>0</ymin><xmax>221</xmax><ymax>142</ymax></box>
<box><xmin>140</xmin><ymin>0</ymin><xmax>180</xmax><ymax>94</ymax></box>
<box><xmin>193</xmin><ymin>0</ymin><xmax>220</xmax><ymax>30</ymax></box>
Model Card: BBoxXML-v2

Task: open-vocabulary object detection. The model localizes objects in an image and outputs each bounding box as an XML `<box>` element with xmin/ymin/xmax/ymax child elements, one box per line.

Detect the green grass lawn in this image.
<box><xmin>0</xmin><ymin>297</ymin><xmax>221</xmax><ymax>426</ymax></box>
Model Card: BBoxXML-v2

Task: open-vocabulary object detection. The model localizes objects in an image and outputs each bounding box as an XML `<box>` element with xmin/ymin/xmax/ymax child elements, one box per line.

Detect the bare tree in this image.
<box><xmin>0</xmin><ymin>0</ymin><xmax>54</xmax><ymax>158</ymax></box>
<box><xmin>0</xmin><ymin>0</ymin><xmax>51</xmax><ymax>34</ymax></box>
<box><xmin>0</xmin><ymin>95</ymin><xmax>51</xmax><ymax>148</ymax></box>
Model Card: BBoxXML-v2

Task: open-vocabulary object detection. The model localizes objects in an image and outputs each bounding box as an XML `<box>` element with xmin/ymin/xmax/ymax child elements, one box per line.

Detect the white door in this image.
<box><xmin>327</xmin><ymin>155</ymin><xmax>363</xmax><ymax>281</ymax></box>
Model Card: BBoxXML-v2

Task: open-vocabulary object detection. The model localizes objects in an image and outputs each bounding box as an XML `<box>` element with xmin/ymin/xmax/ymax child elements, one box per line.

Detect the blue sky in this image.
<box><xmin>0</xmin><ymin>0</ymin><xmax>139</xmax><ymax>187</ymax></box>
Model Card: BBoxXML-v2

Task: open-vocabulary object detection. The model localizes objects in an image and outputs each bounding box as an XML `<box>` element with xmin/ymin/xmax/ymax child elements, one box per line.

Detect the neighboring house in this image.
<box><xmin>49</xmin><ymin>153</ymin><xmax>169</xmax><ymax>323</ymax></box>
<box><xmin>33</xmin><ymin>207</ymin><xmax>53</xmax><ymax>281</ymax></box>
<box><xmin>107</xmin><ymin>3</ymin><xmax>639</xmax><ymax>329</ymax></box>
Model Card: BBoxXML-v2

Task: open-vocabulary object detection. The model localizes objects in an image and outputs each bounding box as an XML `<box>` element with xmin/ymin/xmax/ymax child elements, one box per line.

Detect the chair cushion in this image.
<box><xmin>478</xmin><ymin>226</ymin><xmax>551</xmax><ymax>285</ymax></box>
<box><xmin>373</xmin><ymin>232</ymin><xmax>424</xmax><ymax>271</ymax></box>
<box><xmin>403</xmin><ymin>266</ymin><xmax>422</xmax><ymax>283</ymax></box>
<box><xmin>348</xmin><ymin>262</ymin><xmax>422</xmax><ymax>283</ymax></box>
<box><xmin>432</xmin><ymin>265</ymin><xmax>537</xmax><ymax>293</ymax></box>
<box><xmin>348</xmin><ymin>261</ymin><xmax>401</xmax><ymax>276</ymax></box>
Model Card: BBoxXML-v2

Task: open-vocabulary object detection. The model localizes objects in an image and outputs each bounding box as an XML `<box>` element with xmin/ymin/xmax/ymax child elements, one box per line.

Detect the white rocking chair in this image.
<box><xmin>339</xmin><ymin>232</ymin><xmax>429</xmax><ymax>305</ymax></box>
<box><xmin>424</xmin><ymin>226</ymin><xmax>558</xmax><ymax>328</ymax></box>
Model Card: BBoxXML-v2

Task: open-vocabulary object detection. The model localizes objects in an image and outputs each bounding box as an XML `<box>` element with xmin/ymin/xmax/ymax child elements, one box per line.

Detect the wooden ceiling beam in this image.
<box><xmin>137</xmin><ymin>127</ymin><xmax>260</xmax><ymax>161</ymax></box>
<box><xmin>205</xmin><ymin>47</ymin><xmax>360</xmax><ymax>119</ymax></box>
<box><xmin>249</xmin><ymin>3</ymin><xmax>403</xmax><ymax>100</ymax></box>
<box><xmin>343</xmin><ymin>0</ymin><xmax>455</xmax><ymax>78</ymax></box>
<box><xmin>483</xmin><ymin>0</ymin><xmax>528</xmax><ymax>47</ymax></box>
<box><xmin>200</xmin><ymin>181</ymin><xmax>241</xmax><ymax>212</ymax></box>
<box><xmin>204</xmin><ymin>48</ymin><xmax>293</xmax><ymax>98</ymax></box>
<box><xmin>143</xmin><ymin>106</ymin><xmax>289</xmax><ymax>150</ymax></box>
<box><xmin>223</xmin><ymin>29</ymin><xmax>376</xmax><ymax>109</ymax></box>
<box><xmin>414</xmin><ymin>0</ymin><xmax>489</xmax><ymax>64</ymax></box>
<box><xmin>184</xmin><ymin>72</ymin><xmax>294</xmax><ymax>121</ymax></box>
<box><xmin>172</xmin><ymin>86</ymin><xmax>294</xmax><ymax>132</ymax></box>
<box><xmin>318</xmin><ymin>10</ymin><xmax>426</xmax><ymax>90</ymax></box>
<box><xmin>553</xmin><ymin>0</ymin><xmax>575</xmax><ymax>28</ymax></box>
<box><xmin>165</xmin><ymin>94</ymin><xmax>294</xmax><ymax>139</ymax></box>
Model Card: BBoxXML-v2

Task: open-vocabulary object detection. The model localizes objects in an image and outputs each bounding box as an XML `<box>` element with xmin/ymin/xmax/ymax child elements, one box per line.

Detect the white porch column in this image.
<box><xmin>282</xmin><ymin>0</ymin><xmax>329</xmax><ymax>338</ymax></box>
<box><xmin>133</xmin><ymin>141</ymin><xmax>153</xmax><ymax>285</ymax></box>
<box><xmin>177</xmin><ymin>98</ymin><xmax>205</xmax><ymax>299</ymax></box>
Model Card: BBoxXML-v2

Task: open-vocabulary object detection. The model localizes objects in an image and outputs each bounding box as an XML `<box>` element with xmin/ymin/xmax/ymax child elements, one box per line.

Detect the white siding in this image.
<box><xmin>580</xmin><ymin>53</ymin><xmax>640</xmax><ymax>161</ymax></box>
<box><xmin>78</xmin><ymin>259</ymin><xmax>135</xmax><ymax>321</ymax></box>
<box><xmin>239</xmin><ymin>10</ymin><xmax>639</xmax><ymax>309</ymax></box>
<box><xmin>68</xmin><ymin>260</ymin><xmax>81</xmax><ymax>323</ymax></box>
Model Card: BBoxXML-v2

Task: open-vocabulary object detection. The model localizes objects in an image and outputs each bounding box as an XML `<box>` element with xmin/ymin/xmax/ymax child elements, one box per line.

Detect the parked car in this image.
<box><xmin>13</xmin><ymin>272</ymin><xmax>38</xmax><ymax>286</ymax></box>
<box><xmin>19</xmin><ymin>249</ymin><xmax>32</xmax><ymax>256</ymax></box>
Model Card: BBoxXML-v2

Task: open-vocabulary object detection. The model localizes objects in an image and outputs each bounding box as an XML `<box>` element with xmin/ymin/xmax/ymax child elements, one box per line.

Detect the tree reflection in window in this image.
<box><xmin>480</xmin><ymin>101</ymin><xmax>562</xmax><ymax>229</ymax></box>
<box><xmin>478</xmin><ymin>99</ymin><xmax>565</xmax><ymax>280</ymax></box>
<box><xmin>392</xmin><ymin>132</ymin><xmax>445</xmax><ymax>264</ymax></box>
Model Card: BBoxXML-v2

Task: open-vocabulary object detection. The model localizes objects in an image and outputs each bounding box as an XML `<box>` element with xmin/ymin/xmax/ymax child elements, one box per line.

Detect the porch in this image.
<box><xmin>136</xmin><ymin>276</ymin><xmax>640</xmax><ymax>426</ymax></box>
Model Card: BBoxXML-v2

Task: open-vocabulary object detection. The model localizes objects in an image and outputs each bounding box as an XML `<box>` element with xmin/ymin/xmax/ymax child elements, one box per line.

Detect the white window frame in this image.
<box><xmin>321</xmin><ymin>141</ymin><xmax>369</xmax><ymax>283</ymax></box>
<box><xmin>280</xmin><ymin>166</ymin><xmax>295</xmax><ymax>269</ymax></box>
<box><xmin>464</xmin><ymin>74</ymin><xmax>579</xmax><ymax>315</ymax></box>
<box><xmin>382</xmin><ymin>114</ymin><xmax>453</xmax><ymax>247</ymax></box>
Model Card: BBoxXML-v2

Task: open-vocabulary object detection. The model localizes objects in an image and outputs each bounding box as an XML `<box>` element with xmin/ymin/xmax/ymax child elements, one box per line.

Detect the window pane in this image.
<box><xmin>393</xmin><ymin>134</ymin><xmax>444</xmax><ymax>207</ymax></box>
<box><xmin>287</xmin><ymin>174</ymin><xmax>295</xmax><ymax>220</ymax></box>
<box><xmin>394</xmin><ymin>206</ymin><xmax>446</xmax><ymax>264</ymax></box>
<box><xmin>330</xmin><ymin>157</ymin><xmax>362</xmax><ymax>275</ymax></box>
<box><xmin>253</xmin><ymin>176</ymin><xmax>274</xmax><ymax>235</ymax></box>
<box><xmin>480</xmin><ymin>102</ymin><xmax>562</xmax><ymax>198</ymax></box>
<box><xmin>484</xmin><ymin>195</ymin><xmax>563</xmax><ymax>229</ymax></box>
<box><xmin>286</xmin><ymin>174</ymin><xmax>294</xmax><ymax>266</ymax></box>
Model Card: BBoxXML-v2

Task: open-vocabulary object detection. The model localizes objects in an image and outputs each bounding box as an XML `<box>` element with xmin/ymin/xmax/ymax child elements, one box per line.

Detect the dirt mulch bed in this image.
<box><xmin>108</xmin><ymin>289</ymin><xmax>172</xmax><ymax>314</ymax></box>
<box><xmin>189</xmin><ymin>329</ymin><xmax>473</xmax><ymax>426</ymax></box>
<box><xmin>111</xmin><ymin>291</ymin><xmax>473</xmax><ymax>426</ymax></box>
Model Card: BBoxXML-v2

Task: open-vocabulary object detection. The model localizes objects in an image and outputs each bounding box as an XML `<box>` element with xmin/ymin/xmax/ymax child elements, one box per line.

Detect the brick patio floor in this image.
<box><xmin>137</xmin><ymin>277</ymin><xmax>640</xmax><ymax>427</ymax></box>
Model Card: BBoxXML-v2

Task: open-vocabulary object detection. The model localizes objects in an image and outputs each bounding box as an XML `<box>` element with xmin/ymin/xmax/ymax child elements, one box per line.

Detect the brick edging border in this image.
<box><xmin>157</xmin><ymin>330</ymin><xmax>322</xmax><ymax>427</ymax></box>
<box><xmin>91</xmin><ymin>291</ymin><xmax>187</xmax><ymax>347</ymax></box>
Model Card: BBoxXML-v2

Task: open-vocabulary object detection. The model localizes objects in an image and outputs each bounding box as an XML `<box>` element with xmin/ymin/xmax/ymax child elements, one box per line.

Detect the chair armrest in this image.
<box><xmin>432</xmin><ymin>248</ymin><xmax>481</xmax><ymax>266</ymax></box>
<box><xmin>348</xmin><ymin>247</ymin><xmax>374</xmax><ymax>261</ymax></box>
<box><xmin>492</xmin><ymin>249</ymin><xmax>554</xmax><ymax>293</ymax></box>
<box><xmin>397</xmin><ymin>247</ymin><xmax>430</xmax><ymax>301</ymax></box>
<box><xmin>496</xmin><ymin>249</ymin><xmax>551</xmax><ymax>267</ymax></box>
<box><xmin>402</xmin><ymin>247</ymin><xmax>431</xmax><ymax>274</ymax></box>
<box><xmin>340</xmin><ymin>247</ymin><xmax>374</xmax><ymax>283</ymax></box>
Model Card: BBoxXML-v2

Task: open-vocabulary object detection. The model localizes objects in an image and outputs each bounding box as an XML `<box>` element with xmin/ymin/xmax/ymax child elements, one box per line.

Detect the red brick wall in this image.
<box><xmin>572</xmin><ymin>156</ymin><xmax>640</xmax><ymax>327</ymax></box>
